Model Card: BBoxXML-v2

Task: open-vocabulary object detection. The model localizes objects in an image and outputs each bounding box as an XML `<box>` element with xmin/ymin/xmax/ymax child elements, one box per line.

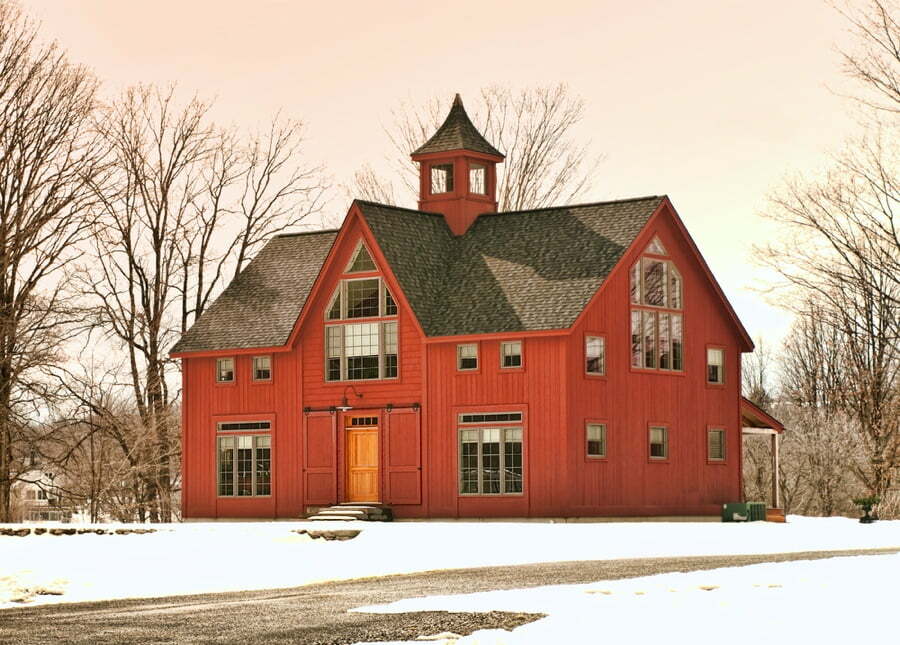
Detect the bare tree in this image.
<box><xmin>836</xmin><ymin>0</ymin><xmax>900</xmax><ymax>113</ymax></box>
<box><xmin>76</xmin><ymin>85</ymin><xmax>327</xmax><ymax>521</ymax></box>
<box><xmin>351</xmin><ymin>84</ymin><xmax>601</xmax><ymax>211</ymax></box>
<box><xmin>0</xmin><ymin>1</ymin><xmax>107</xmax><ymax>521</ymax></box>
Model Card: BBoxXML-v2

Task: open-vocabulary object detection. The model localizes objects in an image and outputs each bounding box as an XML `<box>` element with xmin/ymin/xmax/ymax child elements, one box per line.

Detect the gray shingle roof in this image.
<box><xmin>171</xmin><ymin>196</ymin><xmax>663</xmax><ymax>353</ymax></box>
<box><xmin>171</xmin><ymin>230</ymin><xmax>337</xmax><ymax>354</ymax></box>
<box><xmin>412</xmin><ymin>94</ymin><xmax>504</xmax><ymax>158</ymax></box>
<box><xmin>359</xmin><ymin>196</ymin><xmax>663</xmax><ymax>336</ymax></box>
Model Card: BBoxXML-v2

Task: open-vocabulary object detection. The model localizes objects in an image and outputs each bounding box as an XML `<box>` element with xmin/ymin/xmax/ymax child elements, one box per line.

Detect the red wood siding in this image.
<box><xmin>180</xmin><ymin>201</ymin><xmax>747</xmax><ymax>519</ymax></box>
<box><xmin>567</xmin><ymin>206</ymin><xmax>743</xmax><ymax>515</ymax></box>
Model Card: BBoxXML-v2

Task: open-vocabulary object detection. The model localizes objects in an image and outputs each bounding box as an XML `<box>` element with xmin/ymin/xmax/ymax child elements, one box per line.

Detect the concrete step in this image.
<box><xmin>309</xmin><ymin>515</ymin><xmax>359</xmax><ymax>522</ymax></box>
<box><xmin>305</xmin><ymin>503</ymin><xmax>393</xmax><ymax>522</ymax></box>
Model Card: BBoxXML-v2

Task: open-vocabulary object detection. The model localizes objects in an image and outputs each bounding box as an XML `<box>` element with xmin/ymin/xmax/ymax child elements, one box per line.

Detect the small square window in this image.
<box><xmin>457</xmin><ymin>343</ymin><xmax>478</xmax><ymax>370</ymax></box>
<box><xmin>216</xmin><ymin>358</ymin><xmax>235</xmax><ymax>383</ymax></box>
<box><xmin>649</xmin><ymin>426</ymin><xmax>668</xmax><ymax>459</ymax></box>
<box><xmin>707</xmin><ymin>348</ymin><xmax>724</xmax><ymax>384</ymax></box>
<box><xmin>585</xmin><ymin>336</ymin><xmax>605</xmax><ymax>375</ymax></box>
<box><xmin>587</xmin><ymin>423</ymin><xmax>607</xmax><ymax>458</ymax></box>
<box><xmin>431</xmin><ymin>163</ymin><xmax>454</xmax><ymax>194</ymax></box>
<box><xmin>469</xmin><ymin>164</ymin><xmax>486</xmax><ymax>195</ymax></box>
<box><xmin>253</xmin><ymin>356</ymin><xmax>271</xmax><ymax>381</ymax></box>
<box><xmin>500</xmin><ymin>341</ymin><xmax>522</xmax><ymax>368</ymax></box>
<box><xmin>708</xmin><ymin>429</ymin><xmax>725</xmax><ymax>461</ymax></box>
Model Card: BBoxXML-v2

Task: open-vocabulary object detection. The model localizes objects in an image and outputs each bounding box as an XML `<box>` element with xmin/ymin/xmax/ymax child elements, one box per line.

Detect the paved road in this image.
<box><xmin>2</xmin><ymin>547</ymin><xmax>896</xmax><ymax>645</ymax></box>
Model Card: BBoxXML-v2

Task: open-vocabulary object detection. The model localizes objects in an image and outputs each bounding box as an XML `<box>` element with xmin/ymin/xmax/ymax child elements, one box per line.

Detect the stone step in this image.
<box><xmin>309</xmin><ymin>515</ymin><xmax>359</xmax><ymax>522</ymax></box>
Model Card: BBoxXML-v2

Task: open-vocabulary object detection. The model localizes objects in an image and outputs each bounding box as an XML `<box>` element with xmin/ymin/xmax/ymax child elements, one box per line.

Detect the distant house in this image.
<box><xmin>172</xmin><ymin>95</ymin><xmax>783</xmax><ymax>520</ymax></box>
<box><xmin>14</xmin><ymin>470</ymin><xmax>73</xmax><ymax>523</ymax></box>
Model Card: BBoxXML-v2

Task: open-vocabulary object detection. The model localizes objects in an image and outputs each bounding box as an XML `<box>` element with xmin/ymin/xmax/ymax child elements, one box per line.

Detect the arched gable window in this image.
<box><xmin>324</xmin><ymin>240</ymin><xmax>398</xmax><ymax>381</ymax></box>
<box><xmin>629</xmin><ymin>238</ymin><xmax>683</xmax><ymax>371</ymax></box>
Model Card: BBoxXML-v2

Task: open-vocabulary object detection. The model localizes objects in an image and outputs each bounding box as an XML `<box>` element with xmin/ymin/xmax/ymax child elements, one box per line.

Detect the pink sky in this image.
<box><xmin>22</xmin><ymin>0</ymin><xmax>863</xmax><ymax>349</ymax></box>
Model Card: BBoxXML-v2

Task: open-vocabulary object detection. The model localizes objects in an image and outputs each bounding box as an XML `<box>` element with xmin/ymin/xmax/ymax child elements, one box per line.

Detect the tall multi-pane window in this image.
<box><xmin>708</xmin><ymin>428</ymin><xmax>725</xmax><ymax>461</ymax></box>
<box><xmin>630</xmin><ymin>240</ymin><xmax>683</xmax><ymax>371</ymax></box>
<box><xmin>469</xmin><ymin>163</ymin><xmax>486</xmax><ymax>195</ymax></box>
<box><xmin>707</xmin><ymin>348</ymin><xmax>724</xmax><ymax>384</ymax></box>
<box><xmin>216</xmin><ymin>358</ymin><xmax>235</xmax><ymax>383</ymax></box>
<box><xmin>324</xmin><ymin>266</ymin><xmax>399</xmax><ymax>382</ymax></box>
<box><xmin>218</xmin><ymin>434</ymin><xmax>271</xmax><ymax>497</ymax></box>
<box><xmin>585</xmin><ymin>336</ymin><xmax>605</xmax><ymax>374</ymax></box>
<box><xmin>459</xmin><ymin>421</ymin><xmax>523</xmax><ymax>495</ymax></box>
<box><xmin>500</xmin><ymin>341</ymin><xmax>522</xmax><ymax>368</ymax></box>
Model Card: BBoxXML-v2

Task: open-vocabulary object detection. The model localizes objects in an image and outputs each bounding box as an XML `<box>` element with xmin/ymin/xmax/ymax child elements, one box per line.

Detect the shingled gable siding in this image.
<box><xmin>568</xmin><ymin>202</ymin><xmax>744</xmax><ymax>514</ymax></box>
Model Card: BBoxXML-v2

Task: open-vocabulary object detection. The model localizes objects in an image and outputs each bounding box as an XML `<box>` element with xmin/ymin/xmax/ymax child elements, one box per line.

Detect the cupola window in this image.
<box><xmin>431</xmin><ymin>163</ymin><xmax>454</xmax><ymax>194</ymax></box>
<box><xmin>469</xmin><ymin>163</ymin><xmax>486</xmax><ymax>195</ymax></box>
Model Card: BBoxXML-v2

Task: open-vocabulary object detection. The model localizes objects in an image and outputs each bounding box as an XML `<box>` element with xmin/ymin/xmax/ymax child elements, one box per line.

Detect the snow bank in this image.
<box><xmin>1</xmin><ymin>515</ymin><xmax>899</xmax><ymax>609</ymax></box>
<box><xmin>353</xmin><ymin>551</ymin><xmax>900</xmax><ymax>644</ymax></box>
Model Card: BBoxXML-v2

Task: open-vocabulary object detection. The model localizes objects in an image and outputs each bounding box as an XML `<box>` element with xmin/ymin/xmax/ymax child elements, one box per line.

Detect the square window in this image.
<box><xmin>649</xmin><ymin>426</ymin><xmax>668</xmax><ymax>459</ymax></box>
<box><xmin>469</xmin><ymin>164</ymin><xmax>486</xmax><ymax>195</ymax></box>
<box><xmin>431</xmin><ymin>163</ymin><xmax>454</xmax><ymax>194</ymax></box>
<box><xmin>457</xmin><ymin>343</ymin><xmax>478</xmax><ymax>370</ymax></box>
<box><xmin>708</xmin><ymin>429</ymin><xmax>725</xmax><ymax>461</ymax></box>
<box><xmin>500</xmin><ymin>341</ymin><xmax>522</xmax><ymax>368</ymax></box>
<box><xmin>585</xmin><ymin>336</ymin><xmax>605</xmax><ymax>375</ymax></box>
<box><xmin>216</xmin><ymin>358</ymin><xmax>235</xmax><ymax>383</ymax></box>
<box><xmin>252</xmin><ymin>356</ymin><xmax>271</xmax><ymax>381</ymax></box>
<box><xmin>586</xmin><ymin>423</ymin><xmax>607</xmax><ymax>458</ymax></box>
<box><xmin>707</xmin><ymin>348</ymin><xmax>724</xmax><ymax>384</ymax></box>
<box><xmin>346</xmin><ymin>279</ymin><xmax>380</xmax><ymax>318</ymax></box>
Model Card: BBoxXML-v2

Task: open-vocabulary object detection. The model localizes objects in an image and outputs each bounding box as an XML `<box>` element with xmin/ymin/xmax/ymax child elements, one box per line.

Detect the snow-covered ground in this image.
<box><xmin>1</xmin><ymin>516</ymin><xmax>898</xmax><ymax>609</ymax></box>
<box><xmin>354</xmin><ymin>552</ymin><xmax>900</xmax><ymax>644</ymax></box>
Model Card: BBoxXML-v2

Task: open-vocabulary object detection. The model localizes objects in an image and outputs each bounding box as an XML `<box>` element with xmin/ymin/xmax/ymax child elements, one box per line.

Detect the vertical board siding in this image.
<box><xmin>182</xmin><ymin>203</ymin><xmax>746</xmax><ymax>519</ymax></box>
<box><xmin>569</xmin><ymin>210</ymin><xmax>743</xmax><ymax>515</ymax></box>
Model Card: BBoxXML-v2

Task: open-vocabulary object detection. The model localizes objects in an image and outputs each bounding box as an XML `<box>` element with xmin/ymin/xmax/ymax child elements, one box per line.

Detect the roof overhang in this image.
<box><xmin>741</xmin><ymin>396</ymin><xmax>785</xmax><ymax>434</ymax></box>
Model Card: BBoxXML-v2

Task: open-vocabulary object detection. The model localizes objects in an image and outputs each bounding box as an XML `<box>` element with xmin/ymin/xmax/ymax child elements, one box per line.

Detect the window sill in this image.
<box><xmin>217</xmin><ymin>495</ymin><xmax>272</xmax><ymax>499</ymax></box>
<box><xmin>250</xmin><ymin>379</ymin><xmax>273</xmax><ymax>386</ymax></box>
<box><xmin>630</xmin><ymin>367</ymin><xmax>685</xmax><ymax>377</ymax></box>
<box><xmin>215</xmin><ymin>381</ymin><xmax>237</xmax><ymax>387</ymax></box>
<box><xmin>706</xmin><ymin>459</ymin><xmax>728</xmax><ymax>466</ymax></box>
<box><xmin>585</xmin><ymin>455</ymin><xmax>608</xmax><ymax>463</ymax></box>
<box><xmin>584</xmin><ymin>372</ymin><xmax>607</xmax><ymax>379</ymax></box>
<box><xmin>705</xmin><ymin>382</ymin><xmax>726</xmax><ymax>389</ymax></box>
<box><xmin>499</xmin><ymin>366</ymin><xmax>524</xmax><ymax>373</ymax></box>
<box><xmin>648</xmin><ymin>457</ymin><xmax>670</xmax><ymax>464</ymax></box>
<box><xmin>458</xmin><ymin>493</ymin><xmax>525</xmax><ymax>498</ymax></box>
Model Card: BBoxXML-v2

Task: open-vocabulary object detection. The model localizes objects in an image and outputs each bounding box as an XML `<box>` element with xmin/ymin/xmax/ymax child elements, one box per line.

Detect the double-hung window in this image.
<box><xmin>586</xmin><ymin>423</ymin><xmax>607</xmax><ymax>458</ymax></box>
<box><xmin>457</xmin><ymin>343</ymin><xmax>478</xmax><ymax>370</ymax></box>
<box><xmin>216</xmin><ymin>358</ymin><xmax>235</xmax><ymax>383</ymax></box>
<box><xmin>585</xmin><ymin>336</ymin><xmax>605</xmax><ymax>375</ymax></box>
<box><xmin>630</xmin><ymin>238</ymin><xmax>683</xmax><ymax>372</ymax></box>
<box><xmin>708</xmin><ymin>428</ymin><xmax>725</xmax><ymax>461</ymax></box>
<box><xmin>459</xmin><ymin>413</ymin><xmax>523</xmax><ymax>495</ymax></box>
<box><xmin>252</xmin><ymin>356</ymin><xmax>271</xmax><ymax>381</ymax></box>
<box><xmin>500</xmin><ymin>341</ymin><xmax>522</xmax><ymax>368</ymax></box>
<box><xmin>649</xmin><ymin>426</ymin><xmax>668</xmax><ymax>460</ymax></box>
<box><xmin>707</xmin><ymin>348</ymin><xmax>724</xmax><ymax>384</ymax></box>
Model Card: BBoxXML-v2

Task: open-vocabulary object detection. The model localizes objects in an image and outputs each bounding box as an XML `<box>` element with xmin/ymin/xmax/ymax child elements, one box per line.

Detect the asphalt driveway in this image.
<box><xmin>2</xmin><ymin>547</ymin><xmax>896</xmax><ymax>645</ymax></box>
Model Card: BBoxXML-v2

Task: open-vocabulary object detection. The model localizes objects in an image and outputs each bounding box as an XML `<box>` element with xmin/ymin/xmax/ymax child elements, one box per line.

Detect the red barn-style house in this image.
<box><xmin>172</xmin><ymin>95</ymin><xmax>784</xmax><ymax>520</ymax></box>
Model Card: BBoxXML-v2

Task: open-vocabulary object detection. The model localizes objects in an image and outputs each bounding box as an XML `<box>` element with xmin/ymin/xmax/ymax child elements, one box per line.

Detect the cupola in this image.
<box><xmin>411</xmin><ymin>94</ymin><xmax>505</xmax><ymax>236</ymax></box>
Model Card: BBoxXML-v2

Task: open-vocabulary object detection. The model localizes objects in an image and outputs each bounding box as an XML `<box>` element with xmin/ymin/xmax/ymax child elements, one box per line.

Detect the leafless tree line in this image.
<box><xmin>0</xmin><ymin>1</ymin><xmax>327</xmax><ymax>522</ymax></box>
<box><xmin>744</xmin><ymin>1</ymin><xmax>900</xmax><ymax>518</ymax></box>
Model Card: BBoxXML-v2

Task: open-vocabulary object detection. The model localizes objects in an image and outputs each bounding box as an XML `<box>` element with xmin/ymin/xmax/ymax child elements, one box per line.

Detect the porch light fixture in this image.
<box><xmin>337</xmin><ymin>384</ymin><xmax>364</xmax><ymax>411</ymax></box>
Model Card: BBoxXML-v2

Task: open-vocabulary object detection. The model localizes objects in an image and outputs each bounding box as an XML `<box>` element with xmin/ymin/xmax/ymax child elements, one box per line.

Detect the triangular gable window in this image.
<box><xmin>347</xmin><ymin>243</ymin><xmax>377</xmax><ymax>273</ymax></box>
<box><xmin>645</xmin><ymin>236</ymin><xmax>667</xmax><ymax>256</ymax></box>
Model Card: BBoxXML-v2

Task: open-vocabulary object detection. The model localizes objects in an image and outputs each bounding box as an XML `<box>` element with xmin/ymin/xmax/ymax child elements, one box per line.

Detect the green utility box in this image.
<box><xmin>722</xmin><ymin>502</ymin><xmax>767</xmax><ymax>522</ymax></box>
<box><xmin>722</xmin><ymin>502</ymin><xmax>750</xmax><ymax>522</ymax></box>
<box><xmin>747</xmin><ymin>501</ymin><xmax>767</xmax><ymax>522</ymax></box>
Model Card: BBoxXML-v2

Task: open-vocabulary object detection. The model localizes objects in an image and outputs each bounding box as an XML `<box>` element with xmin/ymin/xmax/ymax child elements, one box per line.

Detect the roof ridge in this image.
<box><xmin>274</xmin><ymin>228</ymin><xmax>340</xmax><ymax>239</ymax></box>
<box><xmin>353</xmin><ymin>199</ymin><xmax>446</xmax><ymax>218</ymax></box>
<box><xmin>486</xmin><ymin>195</ymin><xmax>664</xmax><ymax>217</ymax></box>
